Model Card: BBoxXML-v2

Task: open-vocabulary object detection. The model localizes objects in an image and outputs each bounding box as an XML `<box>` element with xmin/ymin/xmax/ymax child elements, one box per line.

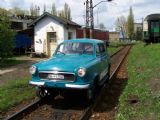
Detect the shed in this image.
<box><xmin>29</xmin><ymin>12</ymin><xmax>81</xmax><ymax>57</ymax></box>
<box><xmin>109</xmin><ymin>32</ymin><xmax>120</xmax><ymax>41</ymax></box>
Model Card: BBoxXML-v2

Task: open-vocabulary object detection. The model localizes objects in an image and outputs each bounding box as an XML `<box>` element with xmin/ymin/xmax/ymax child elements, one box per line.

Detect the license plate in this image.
<box><xmin>48</xmin><ymin>74</ymin><xmax>64</xmax><ymax>79</ymax></box>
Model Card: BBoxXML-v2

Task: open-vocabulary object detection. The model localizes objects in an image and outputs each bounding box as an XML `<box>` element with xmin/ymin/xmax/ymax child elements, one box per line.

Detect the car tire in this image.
<box><xmin>107</xmin><ymin>64</ymin><xmax>111</xmax><ymax>80</ymax></box>
<box><xmin>86</xmin><ymin>86</ymin><xmax>96</xmax><ymax>104</ymax></box>
<box><xmin>36</xmin><ymin>87</ymin><xmax>47</xmax><ymax>98</ymax></box>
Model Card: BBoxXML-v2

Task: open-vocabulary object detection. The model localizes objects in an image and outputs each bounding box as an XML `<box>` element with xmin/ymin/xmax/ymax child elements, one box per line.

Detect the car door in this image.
<box><xmin>97</xmin><ymin>43</ymin><xmax>109</xmax><ymax>82</ymax></box>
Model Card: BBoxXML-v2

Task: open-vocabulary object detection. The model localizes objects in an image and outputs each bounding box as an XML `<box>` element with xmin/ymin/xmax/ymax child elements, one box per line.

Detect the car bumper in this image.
<box><xmin>65</xmin><ymin>84</ymin><xmax>90</xmax><ymax>89</ymax></box>
<box><xmin>29</xmin><ymin>81</ymin><xmax>90</xmax><ymax>89</ymax></box>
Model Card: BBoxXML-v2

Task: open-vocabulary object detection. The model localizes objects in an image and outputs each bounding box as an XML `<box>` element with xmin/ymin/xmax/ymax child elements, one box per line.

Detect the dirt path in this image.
<box><xmin>0</xmin><ymin>56</ymin><xmax>47</xmax><ymax>86</ymax></box>
<box><xmin>90</xmin><ymin>56</ymin><xmax>128</xmax><ymax>120</ymax></box>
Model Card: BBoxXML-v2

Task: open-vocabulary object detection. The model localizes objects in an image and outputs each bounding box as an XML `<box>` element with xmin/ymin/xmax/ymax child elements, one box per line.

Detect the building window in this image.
<box><xmin>68</xmin><ymin>32</ymin><xmax>73</xmax><ymax>40</ymax></box>
<box><xmin>47</xmin><ymin>32</ymin><xmax>56</xmax><ymax>43</ymax></box>
<box><xmin>11</xmin><ymin>22</ymin><xmax>23</xmax><ymax>30</ymax></box>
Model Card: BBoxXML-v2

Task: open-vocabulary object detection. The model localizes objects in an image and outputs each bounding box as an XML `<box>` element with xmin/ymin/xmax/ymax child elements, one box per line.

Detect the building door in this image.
<box><xmin>47</xmin><ymin>32</ymin><xmax>57</xmax><ymax>56</ymax></box>
<box><xmin>68</xmin><ymin>32</ymin><xmax>73</xmax><ymax>40</ymax></box>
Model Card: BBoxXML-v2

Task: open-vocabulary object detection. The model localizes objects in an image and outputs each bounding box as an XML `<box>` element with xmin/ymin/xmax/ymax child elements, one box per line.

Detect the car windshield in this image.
<box><xmin>56</xmin><ymin>42</ymin><xmax>94</xmax><ymax>55</ymax></box>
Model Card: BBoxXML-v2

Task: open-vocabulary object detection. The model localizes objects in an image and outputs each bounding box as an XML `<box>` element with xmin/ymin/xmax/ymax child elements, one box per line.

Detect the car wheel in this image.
<box><xmin>107</xmin><ymin>64</ymin><xmax>111</xmax><ymax>80</ymax></box>
<box><xmin>86</xmin><ymin>87</ymin><xmax>95</xmax><ymax>104</ymax></box>
<box><xmin>49</xmin><ymin>90</ymin><xmax>58</xmax><ymax>98</ymax></box>
<box><xmin>36</xmin><ymin>87</ymin><xmax>47</xmax><ymax>98</ymax></box>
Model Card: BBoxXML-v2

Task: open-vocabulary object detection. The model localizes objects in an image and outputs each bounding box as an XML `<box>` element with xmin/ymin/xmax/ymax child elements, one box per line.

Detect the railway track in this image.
<box><xmin>4</xmin><ymin>45</ymin><xmax>132</xmax><ymax>120</ymax></box>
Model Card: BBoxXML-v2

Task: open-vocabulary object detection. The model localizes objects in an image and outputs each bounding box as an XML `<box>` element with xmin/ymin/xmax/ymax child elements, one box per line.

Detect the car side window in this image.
<box><xmin>96</xmin><ymin>45</ymin><xmax>101</xmax><ymax>56</ymax></box>
<box><xmin>96</xmin><ymin>43</ymin><xmax>106</xmax><ymax>56</ymax></box>
<box><xmin>99</xmin><ymin>44</ymin><xmax>106</xmax><ymax>52</ymax></box>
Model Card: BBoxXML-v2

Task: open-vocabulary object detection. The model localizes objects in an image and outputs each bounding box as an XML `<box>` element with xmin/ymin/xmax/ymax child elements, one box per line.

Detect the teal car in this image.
<box><xmin>29</xmin><ymin>39</ymin><xmax>111</xmax><ymax>101</ymax></box>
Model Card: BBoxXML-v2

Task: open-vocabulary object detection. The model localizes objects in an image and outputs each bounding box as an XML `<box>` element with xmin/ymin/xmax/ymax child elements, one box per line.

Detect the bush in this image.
<box><xmin>0</xmin><ymin>8</ymin><xmax>15</xmax><ymax>60</ymax></box>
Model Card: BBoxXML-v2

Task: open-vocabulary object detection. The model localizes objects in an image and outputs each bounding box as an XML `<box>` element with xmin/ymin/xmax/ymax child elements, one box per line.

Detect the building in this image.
<box><xmin>109</xmin><ymin>32</ymin><xmax>120</xmax><ymax>41</ymax></box>
<box><xmin>10</xmin><ymin>15</ymin><xmax>37</xmax><ymax>31</ymax></box>
<box><xmin>29</xmin><ymin>12</ymin><xmax>81</xmax><ymax>57</ymax></box>
<box><xmin>76</xmin><ymin>28</ymin><xmax>109</xmax><ymax>41</ymax></box>
<box><xmin>9</xmin><ymin>15</ymin><xmax>37</xmax><ymax>54</ymax></box>
<box><xmin>134</xmin><ymin>23</ymin><xmax>143</xmax><ymax>33</ymax></box>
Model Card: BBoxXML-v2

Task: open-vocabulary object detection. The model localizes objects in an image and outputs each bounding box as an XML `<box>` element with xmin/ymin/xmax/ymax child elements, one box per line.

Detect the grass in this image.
<box><xmin>107</xmin><ymin>46</ymin><xmax>121</xmax><ymax>55</ymax></box>
<box><xmin>116</xmin><ymin>43</ymin><xmax>160</xmax><ymax>120</ymax></box>
<box><xmin>0</xmin><ymin>58</ymin><xmax>25</xmax><ymax>68</ymax></box>
<box><xmin>109</xmin><ymin>40</ymin><xmax>135</xmax><ymax>47</ymax></box>
<box><xmin>107</xmin><ymin>41</ymin><xmax>137</xmax><ymax>55</ymax></box>
<box><xmin>0</xmin><ymin>77</ymin><xmax>35</xmax><ymax>113</ymax></box>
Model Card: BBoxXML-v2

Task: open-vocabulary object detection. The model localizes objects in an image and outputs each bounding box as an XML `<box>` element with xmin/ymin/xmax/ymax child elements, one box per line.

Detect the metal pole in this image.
<box><xmin>86</xmin><ymin>0</ymin><xmax>90</xmax><ymax>28</ymax></box>
<box><xmin>90</xmin><ymin>0</ymin><xmax>94</xmax><ymax>29</ymax></box>
<box><xmin>90</xmin><ymin>0</ymin><xmax>94</xmax><ymax>38</ymax></box>
<box><xmin>85</xmin><ymin>0</ymin><xmax>90</xmax><ymax>38</ymax></box>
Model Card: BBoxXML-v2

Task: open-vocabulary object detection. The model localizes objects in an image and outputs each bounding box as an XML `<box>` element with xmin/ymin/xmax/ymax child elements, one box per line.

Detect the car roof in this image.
<box><xmin>63</xmin><ymin>38</ymin><xmax>104</xmax><ymax>44</ymax></box>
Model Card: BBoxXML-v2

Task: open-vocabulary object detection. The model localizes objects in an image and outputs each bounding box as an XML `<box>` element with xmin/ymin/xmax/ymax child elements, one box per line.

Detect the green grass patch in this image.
<box><xmin>0</xmin><ymin>58</ymin><xmax>25</xmax><ymax>68</ymax></box>
<box><xmin>107</xmin><ymin>46</ymin><xmax>121</xmax><ymax>55</ymax></box>
<box><xmin>116</xmin><ymin>43</ymin><xmax>160</xmax><ymax>120</ymax></box>
<box><xmin>0</xmin><ymin>77</ymin><xmax>35</xmax><ymax>112</ymax></box>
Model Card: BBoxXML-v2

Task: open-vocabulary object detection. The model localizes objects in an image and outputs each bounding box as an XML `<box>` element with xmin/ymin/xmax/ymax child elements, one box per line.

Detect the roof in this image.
<box><xmin>29</xmin><ymin>12</ymin><xmax>81</xmax><ymax>28</ymax></box>
<box><xmin>144</xmin><ymin>14</ymin><xmax>160</xmax><ymax>21</ymax></box>
<box><xmin>63</xmin><ymin>38</ymin><xmax>104</xmax><ymax>44</ymax></box>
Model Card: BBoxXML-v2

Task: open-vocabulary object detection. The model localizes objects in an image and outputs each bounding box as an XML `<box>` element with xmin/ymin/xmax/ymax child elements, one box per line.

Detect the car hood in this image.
<box><xmin>35</xmin><ymin>54</ymin><xmax>95</xmax><ymax>72</ymax></box>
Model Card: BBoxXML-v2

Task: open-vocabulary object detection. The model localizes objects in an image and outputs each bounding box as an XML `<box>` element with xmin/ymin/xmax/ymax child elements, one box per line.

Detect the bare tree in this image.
<box><xmin>115</xmin><ymin>16</ymin><xmax>127</xmax><ymax>38</ymax></box>
<box><xmin>99</xmin><ymin>23</ymin><xmax>106</xmax><ymax>30</ymax></box>
<box><xmin>58</xmin><ymin>3</ymin><xmax>71</xmax><ymax>20</ymax></box>
<box><xmin>51</xmin><ymin>3</ymin><xmax>57</xmax><ymax>15</ymax></box>
<box><xmin>30</xmin><ymin>4</ymin><xmax>39</xmax><ymax>16</ymax></box>
<box><xmin>58</xmin><ymin>10</ymin><xmax>65</xmax><ymax>18</ymax></box>
<box><xmin>43</xmin><ymin>4</ymin><xmax>46</xmax><ymax>13</ymax></box>
<box><xmin>9</xmin><ymin>7</ymin><xmax>29</xmax><ymax>15</ymax></box>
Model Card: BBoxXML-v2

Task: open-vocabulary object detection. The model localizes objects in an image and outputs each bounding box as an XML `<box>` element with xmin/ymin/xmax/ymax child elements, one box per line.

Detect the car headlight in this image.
<box><xmin>29</xmin><ymin>66</ymin><xmax>37</xmax><ymax>74</ymax></box>
<box><xmin>77</xmin><ymin>68</ymin><xmax>86</xmax><ymax>77</ymax></box>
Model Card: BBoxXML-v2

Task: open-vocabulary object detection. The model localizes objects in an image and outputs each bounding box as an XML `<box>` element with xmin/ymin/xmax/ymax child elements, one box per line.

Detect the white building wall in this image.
<box><xmin>34</xmin><ymin>17</ymin><xmax>64</xmax><ymax>53</ymax></box>
<box><xmin>64</xmin><ymin>27</ymin><xmax>77</xmax><ymax>40</ymax></box>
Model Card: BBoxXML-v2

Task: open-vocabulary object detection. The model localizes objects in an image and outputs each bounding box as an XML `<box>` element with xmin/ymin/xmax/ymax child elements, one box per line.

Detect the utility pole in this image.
<box><xmin>84</xmin><ymin>0</ymin><xmax>90</xmax><ymax>38</ymax></box>
<box><xmin>84</xmin><ymin>0</ymin><xmax>113</xmax><ymax>38</ymax></box>
<box><xmin>86</xmin><ymin>0</ymin><xmax>90</xmax><ymax>28</ymax></box>
<box><xmin>90</xmin><ymin>0</ymin><xmax>94</xmax><ymax>29</ymax></box>
<box><xmin>97</xmin><ymin>8</ymin><xmax>99</xmax><ymax>28</ymax></box>
<box><xmin>90</xmin><ymin>0</ymin><xmax>94</xmax><ymax>38</ymax></box>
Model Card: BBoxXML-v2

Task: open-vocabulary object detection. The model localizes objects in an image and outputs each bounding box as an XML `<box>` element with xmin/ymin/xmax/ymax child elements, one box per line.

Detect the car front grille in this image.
<box><xmin>38</xmin><ymin>71</ymin><xmax>75</xmax><ymax>82</ymax></box>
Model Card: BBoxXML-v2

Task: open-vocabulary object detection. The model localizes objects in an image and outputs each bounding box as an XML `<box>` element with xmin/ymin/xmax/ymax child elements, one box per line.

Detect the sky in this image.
<box><xmin>1</xmin><ymin>0</ymin><xmax>160</xmax><ymax>31</ymax></box>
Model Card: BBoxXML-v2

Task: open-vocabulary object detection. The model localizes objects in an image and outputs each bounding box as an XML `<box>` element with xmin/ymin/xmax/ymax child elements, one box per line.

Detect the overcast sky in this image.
<box><xmin>1</xmin><ymin>0</ymin><xmax>160</xmax><ymax>31</ymax></box>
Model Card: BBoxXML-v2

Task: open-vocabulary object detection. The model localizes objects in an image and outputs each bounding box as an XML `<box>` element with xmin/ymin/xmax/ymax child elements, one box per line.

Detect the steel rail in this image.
<box><xmin>4</xmin><ymin>98</ymin><xmax>44</xmax><ymax>120</ymax></box>
<box><xmin>4</xmin><ymin>45</ymin><xmax>131</xmax><ymax>120</ymax></box>
<box><xmin>79</xmin><ymin>45</ymin><xmax>132</xmax><ymax>120</ymax></box>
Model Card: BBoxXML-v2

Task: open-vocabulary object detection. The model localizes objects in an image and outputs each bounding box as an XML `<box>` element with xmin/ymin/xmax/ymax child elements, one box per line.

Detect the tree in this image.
<box><xmin>51</xmin><ymin>3</ymin><xmax>57</xmax><ymax>15</ymax></box>
<box><xmin>115</xmin><ymin>16</ymin><xmax>127</xmax><ymax>38</ymax></box>
<box><xmin>0</xmin><ymin>8</ymin><xmax>15</xmax><ymax>60</ymax></box>
<box><xmin>58</xmin><ymin>3</ymin><xmax>71</xmax><ymax>20</ymax></box>
<box><xmin>127</xmin><ymin>6</ymin><xmax>134</xmax><ymax>40</ymax></box>
<box><xmin>43</xmin><ymin>4</ymin><xmax>46</xmax><ymax>13</ymax></box>
<box><xmin>64</xmin><ymin>3</ymin><xmax>71</xmax><ymax>20</ymax></box>
<box><xmin>58</xmin><ymin>10</ymin><xmax>65</xmax><ymax>18</ymax></box>
<box><xmin>68</xmin><ymin>8</ymin><xmax>71</xmax><ymax>20</ymax></box>
<box><xmin>30</xmin><ymin>4</ymin><xmax>39</xmax><ymax>16</ymax></box>
<box><xmin>9</xmin><ymin>7</ymin><xmax>29</xmax><ymax>15</ymax></box>
<box><xmin>99</xmin><ymin>23</ymin><xmax>106</xmax><ymax>30</ymax></box>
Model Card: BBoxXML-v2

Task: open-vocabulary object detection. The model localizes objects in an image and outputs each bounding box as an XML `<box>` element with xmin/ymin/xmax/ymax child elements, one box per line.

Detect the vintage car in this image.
<box><xmin>29</xmin><ymin>39</ymin><xmax>111</xmax><ymax>101</ymax></box>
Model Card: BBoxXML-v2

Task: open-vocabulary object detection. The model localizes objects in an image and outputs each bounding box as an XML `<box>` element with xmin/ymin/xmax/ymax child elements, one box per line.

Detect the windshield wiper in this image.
<box><xmin>81</xmin><ymin>46</ymin><xmax>92</xmax><ymax>54</ymax></box>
